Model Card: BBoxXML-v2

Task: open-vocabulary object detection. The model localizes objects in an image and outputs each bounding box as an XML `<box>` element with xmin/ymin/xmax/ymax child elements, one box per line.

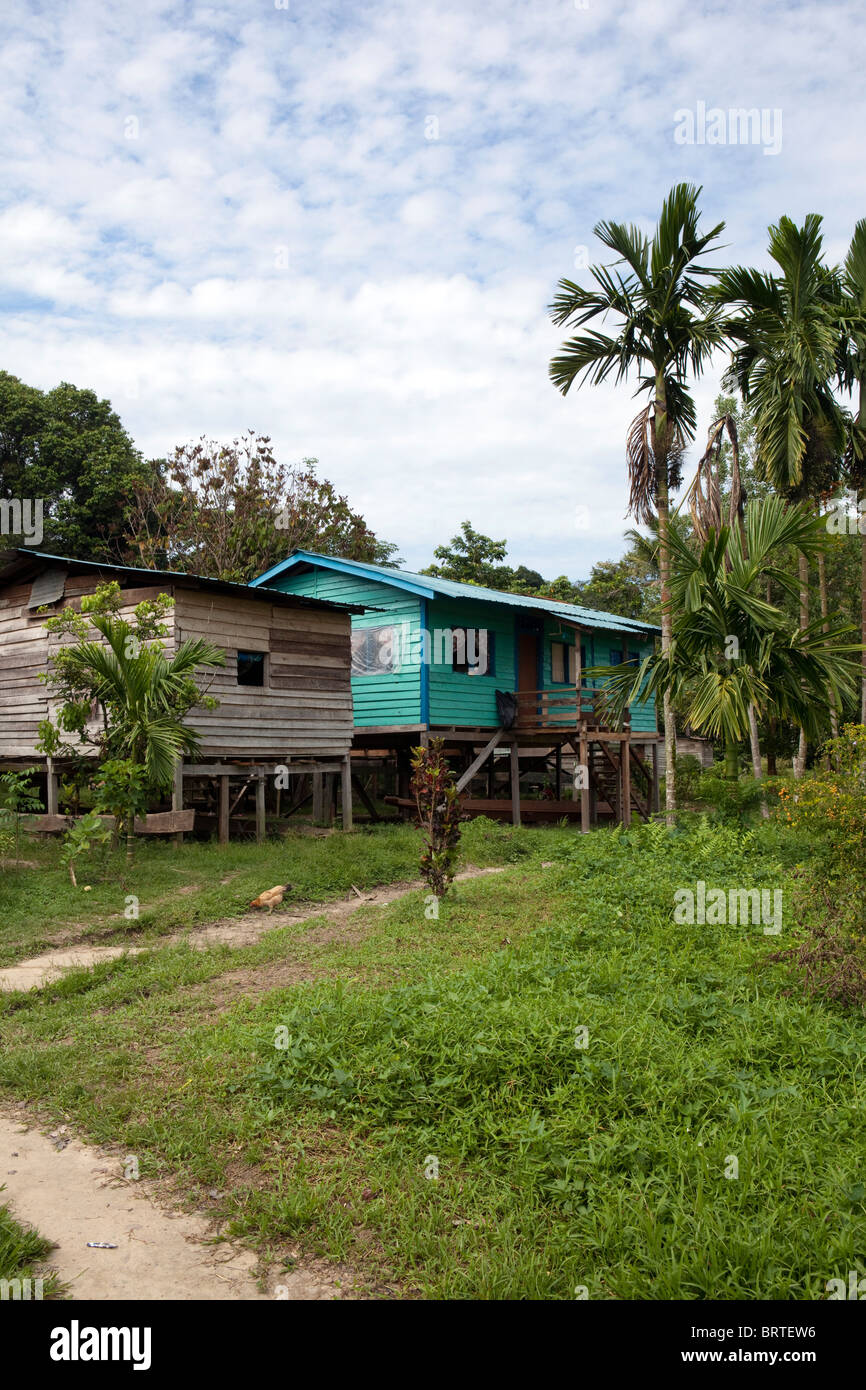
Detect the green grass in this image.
<box><xmin>0</xmin><ymin>1202</ymin><xmax>62</xmax><ymax>1299</ymax></box>
<box><xmin>0</xmin><ymin>816</ymin><xmax>863</xmax><ymax>1299</ymax></box>
<box><xmin>0</xmin><ymin>816</ymin><xmax>563</xmax><ymax>968</ymax></box>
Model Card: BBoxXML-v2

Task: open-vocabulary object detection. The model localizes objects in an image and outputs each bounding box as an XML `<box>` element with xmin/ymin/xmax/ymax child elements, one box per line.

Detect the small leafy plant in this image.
<box><xmin>410</xmin><ymin>739</ymin><xmax>462</xmax><ymax>899</ymax></box>
<box><xmin>0</xmin><ymin>768</ymin><xmax>43</xmax><ymax>866</ymax></box>
<box><xmin>59</xmin><ymin>810</ymin><xmax>113</xmax><ymax>887</ymax></box>
<box><xmin>94</xmin><ymin>758</ymin><xmax>150</xmax><ymax>862</ymax></box>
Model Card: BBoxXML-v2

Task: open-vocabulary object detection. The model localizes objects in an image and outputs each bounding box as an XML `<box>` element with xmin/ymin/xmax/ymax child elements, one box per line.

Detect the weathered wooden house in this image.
<box><xmin>252</xmin><ymin>550</ymin><xmax>662</xmax><ymax>828</ymax></box>
<box><xmin>0</xmin><ymin>550</ymin><xmax>362</xmax><ymax>837</ymax></box>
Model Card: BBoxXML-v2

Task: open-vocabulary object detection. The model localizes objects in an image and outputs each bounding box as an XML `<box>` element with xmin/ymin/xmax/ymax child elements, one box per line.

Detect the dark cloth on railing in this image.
<box><xmin>495</xmin><ymin>689</ymin><xmax>519</xmax><ymax>729</ymax></box>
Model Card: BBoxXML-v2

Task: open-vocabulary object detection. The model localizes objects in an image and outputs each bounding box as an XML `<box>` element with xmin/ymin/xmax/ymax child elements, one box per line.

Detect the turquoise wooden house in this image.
<box><xmin>251</xmin><ymin>551</ymin><xmax>661</xmax><ymax>828</ymax></box>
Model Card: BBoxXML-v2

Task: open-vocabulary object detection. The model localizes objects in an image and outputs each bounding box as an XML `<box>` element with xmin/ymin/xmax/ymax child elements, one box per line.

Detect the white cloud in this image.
<box><xmin>1</xmin><ymin>0</ymin><xmax>865</xmax><ymax>575</ymax></box>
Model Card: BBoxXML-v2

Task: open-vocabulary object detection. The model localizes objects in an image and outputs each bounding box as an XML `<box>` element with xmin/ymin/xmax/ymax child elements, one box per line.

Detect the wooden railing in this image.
<box><xmin>513</xmin><ymin>687</ymin><xmax>629</xmax><ymax>731</ymax></box>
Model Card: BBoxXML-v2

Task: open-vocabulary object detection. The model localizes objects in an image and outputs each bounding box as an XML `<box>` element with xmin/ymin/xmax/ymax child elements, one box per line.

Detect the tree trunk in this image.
<box><xmin>766</xmin><ymin>716</ymin><xmax>778</xmax><ymax>776</ymax></box>
<box><xmin>792</xmin><ymin>552</ymin><xmax>809</xmax><ymax>777</ymax></box>
<box><xmin>654</xmin><ymin>374</ymin><xmax>676</xmax><ymax>822</ymax></box>
<box><xmin>817</xmin><ymin>547</ymin><xmax>838</xmax><ymax>740</ymax></box>
<box><xmin>724</xmin><ymin>737</ymin><xmax>739</xmax><ymax>780</ymax></box>
<box><xmin>748</xmin><ymin>703</ymin><xmax>769</xmax><ymax>817</ymax></box>
<box><xmin>748</xmin><ymin>704</ymin><xmax>762</xmax><ymax>779</ymax></box>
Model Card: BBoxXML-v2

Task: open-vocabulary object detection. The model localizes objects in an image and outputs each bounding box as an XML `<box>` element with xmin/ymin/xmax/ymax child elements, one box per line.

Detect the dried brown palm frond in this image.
<box><xmin>626</xmin><ymin>405</ymin><xmax>685</xmax><ymax>524</ymax></box>
<box><xmin>687</xmin><ymin>413</ymin><xmax>745</xmax><ymax>548</ymax></box>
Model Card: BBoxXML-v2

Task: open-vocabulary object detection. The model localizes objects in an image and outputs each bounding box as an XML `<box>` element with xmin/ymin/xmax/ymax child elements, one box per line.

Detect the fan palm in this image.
<box><xmin>549</xmin><ymin>183</ymin><xmax>728</xmax><ymax>813</ymax></box>
<box><xmin>594</xmin><ymin>497</ymin><xmax>860</xmax><ymax>779</ymax></box>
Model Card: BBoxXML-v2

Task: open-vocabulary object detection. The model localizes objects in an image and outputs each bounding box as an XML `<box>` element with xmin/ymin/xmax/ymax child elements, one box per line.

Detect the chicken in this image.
<box><xmin>249</xmin><ymin>884</ymin><xmax>291</xmax><ymax>913</ymax></box>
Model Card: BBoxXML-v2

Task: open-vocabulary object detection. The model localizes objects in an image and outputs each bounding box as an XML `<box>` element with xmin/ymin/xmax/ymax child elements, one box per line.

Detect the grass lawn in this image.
<box><xmin>0</xmin><ymin>817</ymin><xmax>549</xmax><ymax>969</ymax></box>
<box><xmin>0</xmin><ymin>1204</ymin><xmax>62</xmax><ymax>1299</ymax></box>
<box><xmin>0</xmin><ymin>816</ymin><xmax>863</xmax><ymax>1299</ymax></box>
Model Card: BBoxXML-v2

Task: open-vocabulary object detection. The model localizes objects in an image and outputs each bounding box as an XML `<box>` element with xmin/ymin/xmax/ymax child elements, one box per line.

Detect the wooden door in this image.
<box><xmin>518</xmin><ymin>631</ymin><xmax>538</xmax><ymax>691</ymax></box>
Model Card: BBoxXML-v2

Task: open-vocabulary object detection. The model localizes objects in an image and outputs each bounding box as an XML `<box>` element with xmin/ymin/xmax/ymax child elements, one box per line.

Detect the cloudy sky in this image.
<box><xmin>2</xmin><ymin>0</ymin><xmax>864</xmax><ymax>575</ymax></box>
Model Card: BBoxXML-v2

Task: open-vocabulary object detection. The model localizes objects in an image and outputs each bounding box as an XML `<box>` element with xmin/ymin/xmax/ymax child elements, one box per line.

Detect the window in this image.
<box><xmin>452</xmin><ymin>627</ymin><xmax>494</xmax><ymax>676</ymax></box>
<box><xmin>351</xmin><ymin>625</ymin><xmax>398</xmax><ymax>676</ymax></box>
<box><xmin>237</xmin><ymin>650</ymin><xmax>266</xmax><ymax>686</ymax></box>
<box><xmin>627</xmin><ymin>649</ymin><xmax>640</xmax><ymax>666</ymax></box>
<box><xmin>551</xmin><ymin>641</ymin><xmax>570</xmax><ymax>683</ymax></box>
<box><xmin>609</xmin><ymin>648</ymin><xmax>623</xmax><ymax>667</ymax></box>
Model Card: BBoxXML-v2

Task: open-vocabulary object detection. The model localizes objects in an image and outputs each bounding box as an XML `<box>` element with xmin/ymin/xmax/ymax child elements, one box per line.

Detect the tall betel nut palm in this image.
<box><xmin>549</xmin><ymin>184</ymin><xmax>727</xmax><ymax>814</ymax></box>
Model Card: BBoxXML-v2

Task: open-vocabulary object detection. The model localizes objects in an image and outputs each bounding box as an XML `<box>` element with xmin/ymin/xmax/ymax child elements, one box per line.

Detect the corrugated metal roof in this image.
<box><xmin>252</xmin><ymin>550</ymin><xmax>661</xmax><ymax>637</ymax></box>
<box><xmin>0</xmin><ymin>549</ymin><xmax>366</xmax><ymax>614</ymax></box>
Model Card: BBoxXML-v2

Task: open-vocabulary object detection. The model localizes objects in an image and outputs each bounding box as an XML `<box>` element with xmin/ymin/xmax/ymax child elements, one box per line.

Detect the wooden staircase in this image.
<box><xmin>587</xmin><ymin>741</ymin><xmax>653</xmax><ymax>823</ymax></box>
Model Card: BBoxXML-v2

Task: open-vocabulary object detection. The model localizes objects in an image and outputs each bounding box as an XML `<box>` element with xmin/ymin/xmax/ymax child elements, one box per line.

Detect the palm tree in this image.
<box><xmin>716</xmin><ymin>214</ymin><xmax>847</xmax><ymax>772</ymax></box>
<box><xmin>53</xmin><ymin>612</ymin><xmax>223</xmax><ymax>856</ymax></box>
<box><xmin>549</xmin><ymin>183</ymin><xmax>727</xmax><ymax>815</ymax></box>
<box><xmin>595</xmin><ymin>497</ymin><xmax>860</xmax><ymax>778</ymax></box>
<box><xmin>60</xmin><ymin>613</ymin><xmax>224</xmax><ymax>786</ymax></box>
<box><xmin>839</xmin><ymin>219</ymin><xmax>866</xmax><ymax>722</ymax></box>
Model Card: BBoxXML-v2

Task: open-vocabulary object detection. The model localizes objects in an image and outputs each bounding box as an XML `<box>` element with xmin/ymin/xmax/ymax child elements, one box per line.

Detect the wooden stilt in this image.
<box><xmin>312</xmin><ymin>771</ymin><xmax>324</xmax><ymax>824</ymax></box>
<box><xmin>555</xmin><ymin>746</ymin><xmax>562</xmax><ymax>800</ymax></box>
<box><xmin>173</xmin><ymin>760</ymin><xmax>184</xmax><ymax>845</ymax></box>
<box><xmin>255</xmin><ymin>774</ymin><xmax>266</xmax><ymax>843</ymax></box>
<box><xmin>46</xmin><ymin>756</ymin><xmax>58</xmax><ymax>816</ymax></box>
<box><xmin>621</xmin><ymin>730</ymin><xmax>632</xmax><ymax>827</ymax></box>
<box><xmin>218</xmin><ymin>773</ymin><xmax>229</xmax><ymax>845</ymax></box>
<box><xmin>397</xmin><ymin>750</ymin><xmax>411</xmax><ymax>800</ymax></box>
<box><xmin>578</xmin><ymin>730</ymin><xmax>590</xmax><ymax>834</ymax></box>
<box><xmin>510</xmin><ymin>740</ymin><xmax>521</xmax><ymax>827</ymax></box>
<box><xmin>651</xmin><ymin>742</ymin><xmax>660</xmax><ymax>814</ymax></box>
<box><xmin>341</xmin><ymin>755</ymin><xmax>353</xmax><ymax>830</ymax></box>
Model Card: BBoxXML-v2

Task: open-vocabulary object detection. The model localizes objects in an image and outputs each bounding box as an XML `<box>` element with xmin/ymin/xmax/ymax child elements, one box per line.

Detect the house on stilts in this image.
<box><xmin>251</xmin><ymin>550</ymin><xmax>662</xmax><ymax>829</ymax></box>
<box><xmin>0</xmin><ymin>549</ymin><xmax>362</xmax><ymax>839</ymax></box>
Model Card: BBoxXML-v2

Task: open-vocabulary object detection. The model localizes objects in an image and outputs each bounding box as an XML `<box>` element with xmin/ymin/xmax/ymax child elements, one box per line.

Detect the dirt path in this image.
<box><xmin>0</xmin><ymin>867</ymin><xmax>505</xmax><ymax>993</ymax></box>
<box><xmin>0</xmin><ymin>946</ymin><xmax>146</xmax><ymax>993</ymax></box>
<box><xmin>0</xmin><ymin>869</ymin><xmax>507</xmax><ymax>1298</ymax></box>
<box><xmin>0</xmin><ymin>1104</ymin><xmax>357</xmax><ymax>1300</ymax></box>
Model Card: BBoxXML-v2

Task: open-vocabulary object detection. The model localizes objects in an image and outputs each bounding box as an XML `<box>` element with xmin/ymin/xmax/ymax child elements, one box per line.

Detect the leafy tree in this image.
<box><xmin>423</xmin><ymin>520</ymin><xmax>509</xmax><ymax>587</ymax></box>
<box><xmin>0</xmin><ymin>372</ymin><xmax>146</xmax><ymax>558</ymax></box>
<box><xmin>571</xmin><ymin>552</ymin><xmax>660</xmax><ymax>623</ymax></box>
<box><xmin>423</xmin><ymin>519</ymin><xmax>662</xmax><ymax>621</ymax></box>
<box><xmin>124</xmin><ymin>435</ymin><xmax>398</xmax><ymax>582</ymax></box>
<box><xmin>549</xmin><ymin>184</ymin><xmax>729</xmax><ymax>815</ymax></box>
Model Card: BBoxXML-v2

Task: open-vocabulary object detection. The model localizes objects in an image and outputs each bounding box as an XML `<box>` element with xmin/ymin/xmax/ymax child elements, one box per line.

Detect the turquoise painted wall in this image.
<box><xmin>427</xmin><ymin>596</ymin><xmax>515</xmax><ymax>726</ymax></box>
<box><xmin>267</xmin><ymin>569</ymin><xmax>423</xmax><ymax>726</ymax></box>
<box><xmin>268</xmin><ymin>566</ymin><xmax>657</xmax><ymax>732</ymax></box>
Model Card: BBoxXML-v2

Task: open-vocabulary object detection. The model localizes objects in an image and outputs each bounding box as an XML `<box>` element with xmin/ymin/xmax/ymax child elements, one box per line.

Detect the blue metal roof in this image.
<box><xmin>251</xmin><ymin>550</ymin><xmax>660</xmax><ymax>637</ymax></box>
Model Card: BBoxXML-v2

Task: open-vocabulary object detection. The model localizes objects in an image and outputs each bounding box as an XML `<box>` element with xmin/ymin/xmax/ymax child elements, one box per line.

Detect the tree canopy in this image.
<box><xmin>0</xmin><ymin>371</ymin><xmax>146</xmax><ymax>559</ymax></box>
<box><xmin>124</xmin><ymin>434</ymin><xmax>398</xmax><ymax>582</ymax></box>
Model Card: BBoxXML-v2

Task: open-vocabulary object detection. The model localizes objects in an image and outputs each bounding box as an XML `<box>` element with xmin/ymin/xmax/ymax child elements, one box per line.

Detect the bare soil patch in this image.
<box><xmin>0</xmin><ymin>1103</ymin><xmax>360</xmax><ymax>1300</ymax></box>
